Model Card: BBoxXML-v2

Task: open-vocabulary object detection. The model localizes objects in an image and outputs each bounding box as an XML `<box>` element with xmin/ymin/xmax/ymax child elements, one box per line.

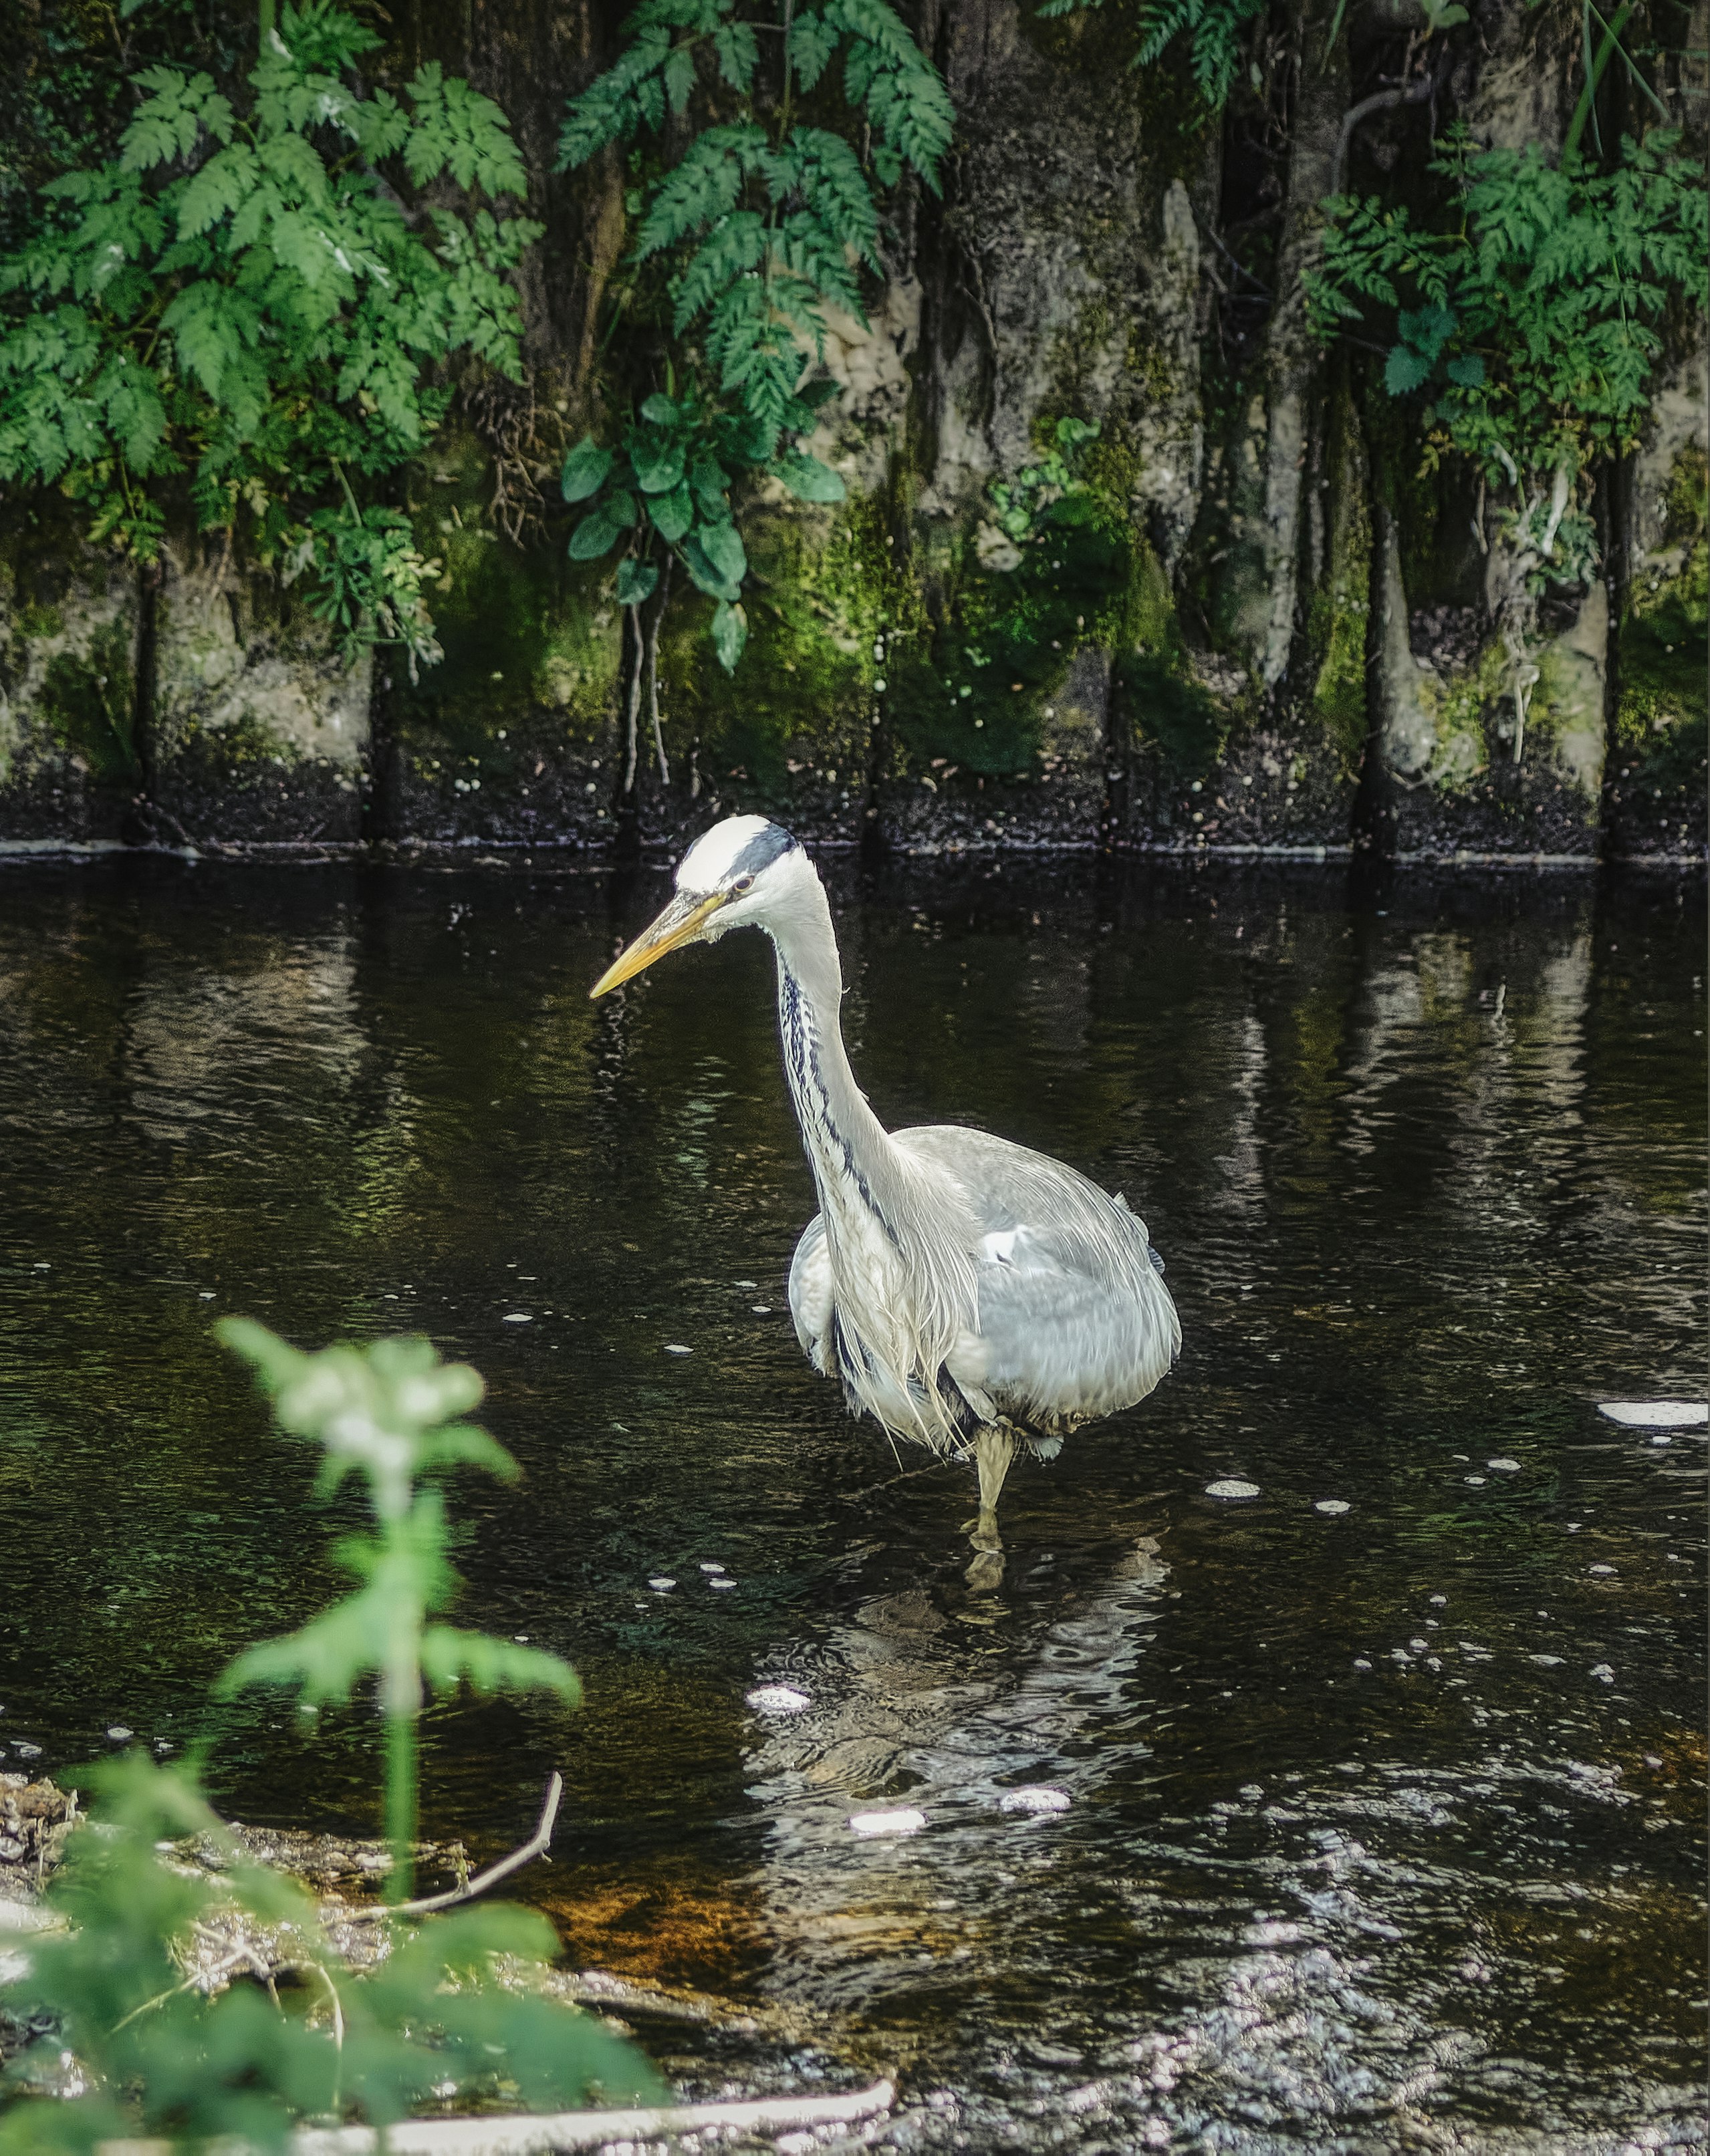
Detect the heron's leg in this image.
<box><xmin>969</xmin><ymin>1425</ymin><xmax>1015</xmax><ymax>1553</ymax></box>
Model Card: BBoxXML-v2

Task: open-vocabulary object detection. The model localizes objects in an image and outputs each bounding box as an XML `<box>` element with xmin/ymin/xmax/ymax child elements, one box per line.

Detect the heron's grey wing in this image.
<box><xmin>788</xmin><ymin>1212</ymin><xmax>835</xmax><ymax>1375</ymax></box>
<box><xmin>895</xmin><ymin>1125</ymin><xmax>1180</xmax><ymax>1429</ymax></box>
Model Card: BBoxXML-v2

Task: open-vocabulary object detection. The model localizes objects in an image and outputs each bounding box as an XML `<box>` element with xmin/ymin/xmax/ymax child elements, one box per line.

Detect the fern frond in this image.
<box><xmin>120</xmin><ymin>68</ymin><xmax>235</xmax><ymax>171</ymax></box>
<box><xmin>405</xmin><ymin>64</ymin><xmax>529</xmax><ymax>196</ymax></box>
<box><xmin>636</xmin><ymin>125</ymin><xmax>768</xmax><ymax>259</ymax></box>
<box><xmin>671</xmin><ymin>209</ymin><xmax>767</xmax><ymax>330</ymax></box>
<box><xmin>788</xmin><ymin>7</ymin><xmax>840</xmax><ymax>89</ymax></box>
<box><xmin>789</xmin><ymin>127</ymin><xmax>881</xmax><ymax>272</ymax></box>
<box><xmin>773</xmin><ymin>210</ymin><xmax>865</xmax><ymax>321</ymax></box>
<box><xmin>825</xmin><ymin>0</ymin><xmax>953</xmax><ymax>186</ymax></box>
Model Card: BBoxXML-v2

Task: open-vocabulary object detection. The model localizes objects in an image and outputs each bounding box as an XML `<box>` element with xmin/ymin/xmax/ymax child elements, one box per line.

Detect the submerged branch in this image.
<box><xmin>101</xmin><ymin>2080</ymin><xmax>897</xmax><ymax>2156</ymax></box>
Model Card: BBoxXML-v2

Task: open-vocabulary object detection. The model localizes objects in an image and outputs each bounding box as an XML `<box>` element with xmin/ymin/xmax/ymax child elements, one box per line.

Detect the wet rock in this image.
<box><xmin>0</xmin><ymin>1777</ymin><xmax>77</xmax><ymax>1893</ymax></box>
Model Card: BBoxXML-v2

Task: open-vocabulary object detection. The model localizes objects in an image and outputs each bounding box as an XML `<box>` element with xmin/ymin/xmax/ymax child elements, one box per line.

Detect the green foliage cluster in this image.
<box><xmin>988</xmin><ymin>417</ymin><xmax>1102</xmax><ymax>543</ymax></box>
<box><xmin>0</xmin><ymin>3</ymin><xmax>539</xmax><ymax>671</ymax></box>
<box><xmin>556</xmin><ymin>0</ymin><xmax>951</xmax><ymax>676</ymax></box>
<box><xmin>1</xmin><ymin>1762</ymin><xmax>653</xmax><ymax>2154</ymax></box>
<box><xmin>890</xmin><ymin>423</ymin><xmax>1132</xmax><ymax>777</ymax></box>
<box><xmin>562</xmin><ymin>383</ymin><xmax>842</xmax><ymax>674</ymax></box>
<box><xmin>1311</xmin><ymin>127</ymin><xmax>1707</xmax><ymax>585</ymax></box>
<box><xmin>0</xmin><ymin>1322</ymin><xmax>654</xmax><ymax>2152</ymax></box>
<box><xmin>1034</xmin><ymin>0</ymin><xmax>1264</xmax><ymax>108</ymax></box>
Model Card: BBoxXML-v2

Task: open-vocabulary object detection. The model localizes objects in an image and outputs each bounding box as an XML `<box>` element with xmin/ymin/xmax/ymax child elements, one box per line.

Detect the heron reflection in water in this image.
<box><xmin>592</xmin><ymin>816</ymin><xmax>1180</xmax><ymax>1577</ymax></box>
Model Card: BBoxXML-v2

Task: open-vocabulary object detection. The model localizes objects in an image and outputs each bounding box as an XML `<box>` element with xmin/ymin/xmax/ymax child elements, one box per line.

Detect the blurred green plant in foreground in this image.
<box><xmin>0</xmin><ymin>1324</ymin><xmax>658</xmax><ymax>2151</ymax></box>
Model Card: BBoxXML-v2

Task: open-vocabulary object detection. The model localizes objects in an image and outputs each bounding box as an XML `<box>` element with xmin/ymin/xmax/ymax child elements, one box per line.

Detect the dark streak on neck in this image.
<box><xmin>778</xmin><ymin>963</ymin><xmax>898</xmax><ymax>1250</ymax></box>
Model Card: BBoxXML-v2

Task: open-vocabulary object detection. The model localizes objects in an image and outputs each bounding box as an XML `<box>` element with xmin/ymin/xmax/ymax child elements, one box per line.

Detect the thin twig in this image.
<box><xmin>341</xmin><ymin>1774</ymin><xmax>562</xmax><ymax>1926</ymax></box>
<box><xmin>645</xmin><ymin>556</ymin><xmax>673</xmax><ymax>786</ymax></box>
<box><xmin>1330</xmin><ymin>68</ymin><xmax>1441</xmax><ymax>194</ymax></box>
<box><xmin>622</xmin><ymin>610</ymin><xmax>643</xmax><ymax>795</ymax></box>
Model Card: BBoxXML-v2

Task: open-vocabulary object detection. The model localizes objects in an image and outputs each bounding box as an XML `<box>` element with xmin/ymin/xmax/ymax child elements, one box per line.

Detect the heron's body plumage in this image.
<box><xmin>789</xmin><ymin>1125</ymin><xmax>1178</xmax><ymax>1455</ymax></box>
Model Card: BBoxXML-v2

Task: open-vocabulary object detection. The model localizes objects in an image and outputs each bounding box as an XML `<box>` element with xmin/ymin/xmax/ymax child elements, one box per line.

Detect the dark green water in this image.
<box><xmin>1</xmin><ymin>853</ymin><xmax>1703</xmax><ymax>2150</ymax></box>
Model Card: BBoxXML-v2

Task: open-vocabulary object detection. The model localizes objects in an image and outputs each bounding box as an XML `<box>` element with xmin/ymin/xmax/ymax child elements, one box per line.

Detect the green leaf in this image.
<box><xmin>420</xmin><ymin>1626</ymin><xmax>582</xmax><ymax>1700</ymax></box>
<box><xmin>568</xmin><ymin>509</ymin><xmax>622</xmax><ymax>559</ymax></box>
<box><xmin>404</xmin><ymin>61</ymin><xmax>529</xmax><ymax>196</ymax></box>
<box><xmin>773</xmin><ymin>450</ymin><xmax>846</xmax><ymax>503</ymax></box>
<box><xmin>176</xmin><ymin>144</ymin><xmax>260</xmax><ymax>238</ymax></box>
<box><xmin>698</xmin><ymin>517</ymin><xmax>747</xmax><ymax>587</ymax></box>
<box><xmin>648</xmin><ymin>481</ymin><xmax>694</xmax><ymax>541</ymax></box>
<box><xmin>631</xmin><ymin>437</ymin><xmax>685</xmax><ymax>493</ymax></box>
<box><xmin>1445</xmin><ymin>352</ymin><xmax>1485</xmax><ymax>388</ymax></box>
<box><xmin>616</xmin><ymin>555</ymin><xmax>659</xmax><ymax>605</ymax></box>
<box><xmin>1384</xmin><ymin>343</ymin><xmax>1432</xmax><ymax>394</ymax></box>
<box><xmin>560</xmin><ymin>435</ymin><xmax>614</xmax><ymax>501</ymax></box>
<box><xmin>711</xmin><ymin>597</ymin><xmax>747</xmax><ymax>672</ymax></box>
<box><xmin>662</xmin><ymin>41</ymin><xmax>697</xmax><ymax>114</ymax></box>
<box><xmin>640</xmin><ymin>391</ymin><xmax>680</xmax><ymax>423</ymax></box>
<box><xmin>1398</xmin><ymin>301</ymin><xmax>1455</xmax><ymax>360</ymax></box>
<box><xmin>681</xmin><ymin>531</ymin><xmax>741</xmax><ymax>601</ymax></box>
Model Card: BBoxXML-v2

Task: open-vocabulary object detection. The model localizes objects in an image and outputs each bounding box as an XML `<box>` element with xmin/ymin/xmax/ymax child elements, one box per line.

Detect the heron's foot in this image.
<box><xmin>964</xmin><ymin>1544</ymin><xmax>1006</xmax><ymax>1591</ymax></box>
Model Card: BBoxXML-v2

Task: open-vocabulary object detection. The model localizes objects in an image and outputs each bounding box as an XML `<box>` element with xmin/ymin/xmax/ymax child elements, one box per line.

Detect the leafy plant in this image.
<box><xmin>1034</xmin><ymin>0</ymin><xmax>1265</xmax><ymax>109</ymax></box>
<box><xmin>215</xmin><ymin>1321</ymin><xmax>578</xmax><ymax>1903</ymax></box>
<box><xmin>1310</xmin><ymin>126</ymin><xmax>1707</xmax><ymax>587</ymax></box>
<box><xmin>0</xmin><ymin>2</ymin><xmax>541</xmax><ymax>673</ymax></box>
<box><xmin>987</xmin><ymin>416</ymin><xmax>1101</xmax><ymax>543</ymax></box>
<box><xmin>0</xmin><ymin>1323</ymin><xmax>658</xmax><ymax>2153</ymax></box>
<box><xmin>554</xmin><ymin>0</ymin><xmax>951</xmax><ymax>769</ymax></box>
<box><xmin>0</xmin><ymin>1760</ymin><xmax>655</xmax><ymax>2153</ymax></box>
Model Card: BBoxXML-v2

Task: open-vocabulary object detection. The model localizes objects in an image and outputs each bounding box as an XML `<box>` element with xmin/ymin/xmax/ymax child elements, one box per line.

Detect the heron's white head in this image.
<box><xmin>590</xmin><ymin>815</ymin><xmax>814</xmax><ymax>996</ymax></box>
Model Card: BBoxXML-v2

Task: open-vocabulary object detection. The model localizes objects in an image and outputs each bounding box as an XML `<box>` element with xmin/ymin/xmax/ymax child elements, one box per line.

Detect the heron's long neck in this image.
<box><xmin>767</xmin><ymin>874</ymin><xmax>910</xmax><ymax>1242</ymax></box>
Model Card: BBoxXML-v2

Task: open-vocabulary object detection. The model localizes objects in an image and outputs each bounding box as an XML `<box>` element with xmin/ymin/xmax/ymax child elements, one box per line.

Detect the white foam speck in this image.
<box><xmin>1207</xmin><ymin>1480</ymin><xmax>1259</xmax><ymax>1500</ymax></box>
<box><xmin>647</xmin><ymin>1577</ymin><xmax>677</xmax><ymax>1592</ymax></box>
<box><xmin>709</xmin><ymin>1577</ymin><xmax>737</xmax><ymax>1590</ymax></box>
<box><xmin>1314</xmin><ymin>1499</ymin><xmax>1350</xmax><ymax>1514</ymax></box>
<box><xmin>999</xmin><ymin>1786</ymin><xmax>1071</xmax><ymax>1816</ymax></box>
<box><xmin>848</xmin><ymin>1808</ymin><xmax>927</xmax><ymax>1837</ymax></box>
<box><xmin>1487</xmin><ymin>1458</ymin><xmax>1520</xmax><ymax>1472</ymax></box>
<box><xmin>664</xmin><ymin>1343</ymin><xmax>692</xmax><ymax>1355</ymax></box>
<box><xmin>106</xmin><ymin>1727</ymin><xmax>133</xmax><ymax>1743</ymax></box>
<box><xmin>502</xmin><ymin>1312</ymin><xmax>531</xmax><ymax>1323</ymax></box>
<box><xmin>746</xmin><ymin>1685</ymin><xmax>811</xmax><ymax>1715</ymax></box>
<box><xmin>1598</xmin><ymin>1400</ymin><xmax>1707</xmax><ymax>1428</ymax></box>
<box><xmin>699</xmin><ymin>1562</ymin><xmax>726</xmax><ymax>1573</ymax></box>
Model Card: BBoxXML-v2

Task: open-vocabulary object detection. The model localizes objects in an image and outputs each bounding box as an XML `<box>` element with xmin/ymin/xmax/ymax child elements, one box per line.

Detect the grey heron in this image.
<box><xmin>591</xmin><ymin>816</ymin><xmax>1180</xmax><ymax>1572</ymax></box>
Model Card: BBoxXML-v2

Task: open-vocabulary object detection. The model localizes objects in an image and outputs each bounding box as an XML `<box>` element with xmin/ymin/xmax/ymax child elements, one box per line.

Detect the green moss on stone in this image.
<box><xmin>1306</xmin><ymin>377</ymin><xmax>1371</xmax><ymax>771</ymax></box>
<box><xmin>1414</xmin><ymin>640</ymin><xmax>1506</xmax><ymax>787</ymax></box>
<box><xmin>888</xmin><ymin>492</ymin><xmax>1131</xmax><ymax>774</ymax></box>
<box><xmin>677</xmin><ymin>491</ymin><xmax>895</xmax><ymax>799</ymax></box>
<box><xmin>393</xmin><ymin>432</ymin><xmax>622</xmax><ymax>786</ymax></box>
<box><xmin>1615</xmin><ymin>444</ymin><xmax>1707</xmax><ymax>771</ymax></box>
<box><xmin>38</xmin><ymin>622</ymin><xmax>136</xmax><ymax>784</ymax></box>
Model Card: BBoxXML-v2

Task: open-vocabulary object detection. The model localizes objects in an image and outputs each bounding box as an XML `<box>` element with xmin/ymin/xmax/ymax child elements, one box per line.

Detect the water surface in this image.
<box><xmin>0</xmin><ymin>853</ymin><xmax>1703</xmax><ymax>2150</ymax></box>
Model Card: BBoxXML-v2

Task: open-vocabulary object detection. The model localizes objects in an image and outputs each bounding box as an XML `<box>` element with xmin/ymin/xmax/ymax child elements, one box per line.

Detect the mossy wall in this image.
<box><xmin>0</xmin><ymin>0</ymin><xmax>1702</xmax><ymax>864</ymax></box>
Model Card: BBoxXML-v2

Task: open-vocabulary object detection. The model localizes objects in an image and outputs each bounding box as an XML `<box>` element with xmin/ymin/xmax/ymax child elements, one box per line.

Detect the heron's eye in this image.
<box><xmin>731</xmin><ymin>874</ymin><xmax>755</xmax><ymax>895</ymax></box>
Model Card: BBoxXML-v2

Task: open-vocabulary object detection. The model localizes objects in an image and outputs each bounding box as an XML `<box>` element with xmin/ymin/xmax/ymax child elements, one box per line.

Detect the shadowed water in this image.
<box><xmin>0</xmin><ymin>854</ymin><xmax>1703</xmax><ymax>2151</ymax></box>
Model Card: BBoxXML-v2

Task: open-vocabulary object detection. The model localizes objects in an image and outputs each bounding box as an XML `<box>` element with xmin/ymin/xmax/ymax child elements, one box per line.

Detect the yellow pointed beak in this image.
<box><xmin>589</xmin><ymin>890</ymin><xmax>727</xmax><ymax>998</ymax></box>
